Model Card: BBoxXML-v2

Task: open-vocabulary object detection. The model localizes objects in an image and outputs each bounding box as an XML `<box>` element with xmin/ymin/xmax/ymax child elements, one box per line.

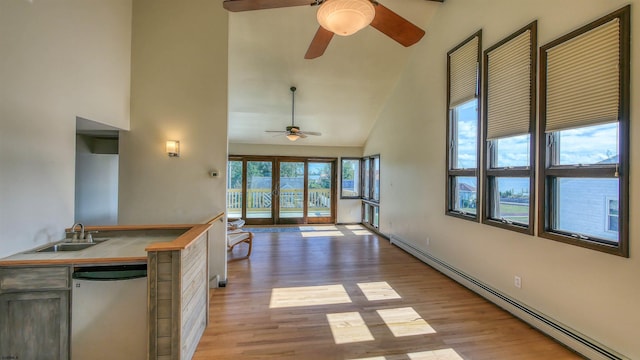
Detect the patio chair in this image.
<box><xmin>226</xmin><ymin>219</ymin><xmax>252</xmax><ymax>257</ymax></box>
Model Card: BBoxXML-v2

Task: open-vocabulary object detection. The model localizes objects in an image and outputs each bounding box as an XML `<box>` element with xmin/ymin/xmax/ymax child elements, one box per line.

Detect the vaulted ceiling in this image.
<box><xmin>226</xmin><ymin>0</ymin><xmax>442</xmax><ymax>147</ymax></box>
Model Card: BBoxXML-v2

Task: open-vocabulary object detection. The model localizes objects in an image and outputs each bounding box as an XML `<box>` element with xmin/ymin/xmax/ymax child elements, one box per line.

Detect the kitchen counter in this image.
<box><xmin>0</xmin><ymin>236</ymin><xmax>177</xmax><ymax>266</ymax></box>
<box><xmin>0</xmin><ymin>224</ymin><xmax>202</xmax><ymax>266</ymax></box>
<box><xmin>0</xmin><ymin>215</ymin><xmax>223</xmax><ymax>360</ymax></box>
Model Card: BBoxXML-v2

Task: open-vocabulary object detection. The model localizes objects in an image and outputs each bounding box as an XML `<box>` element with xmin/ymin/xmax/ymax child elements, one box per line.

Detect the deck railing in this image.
<box><xmin>227</xmin><ymin>188</ymin><xmax>331</xmax><ymax>217</ymax></box>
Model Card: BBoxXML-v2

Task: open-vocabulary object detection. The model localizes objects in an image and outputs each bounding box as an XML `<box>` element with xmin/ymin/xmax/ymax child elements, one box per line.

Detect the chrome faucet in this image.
<box><xmin>71</xmin><ymin>223</ymin><xmax>85</xmax><ymax>241</ymax></box>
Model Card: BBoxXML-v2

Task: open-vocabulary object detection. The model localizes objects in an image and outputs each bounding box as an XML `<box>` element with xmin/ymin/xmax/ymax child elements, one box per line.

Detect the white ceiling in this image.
<box><xmin>227</xmin><ymin>0</ymin><xmax>442</xmax><ymax>147</ymax></box>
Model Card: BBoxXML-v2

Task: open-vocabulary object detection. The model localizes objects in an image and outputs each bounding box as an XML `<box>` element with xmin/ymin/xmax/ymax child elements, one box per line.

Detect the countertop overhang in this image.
<box><xmin>0</xmin><ymin>213</ymin><xmax>223</xmax><ymax>267</ymax></box>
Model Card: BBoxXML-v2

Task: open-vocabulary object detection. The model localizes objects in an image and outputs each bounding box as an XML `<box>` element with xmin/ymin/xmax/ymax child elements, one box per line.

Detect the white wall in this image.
<box><xmin>364</xmin><ymin>0</ymin><xmax>640</xmax><ymax>358</ymax></box>
<box><xmin>119</xmin><ymin>0</ymin><xmax>229</xmax><ymax>281</ymax></box>
<box><xmin>229</xmin><ymin>143</ymin><xmax>363</xmax><ymax>223</ymax></box>
<box><xmin>0</xmin><ymin>0</ymin><xmax>132</xmax><ymax>258</ymax></box>
<box><xmin>75</xmin><ymin>135</ymin><xmax>119</xmax><ymax>225</ymax></box>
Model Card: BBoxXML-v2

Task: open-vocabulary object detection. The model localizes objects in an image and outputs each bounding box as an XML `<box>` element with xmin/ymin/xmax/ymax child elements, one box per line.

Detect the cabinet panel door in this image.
<box><xmin>0</xmin><ymin>267</ymin><xmax>69</xmax><ymax>292</ymax></box>
<box><xmin>0</xmin><ymin>291</ymin><xmax>69</xmax><ymax>360</ymax></box>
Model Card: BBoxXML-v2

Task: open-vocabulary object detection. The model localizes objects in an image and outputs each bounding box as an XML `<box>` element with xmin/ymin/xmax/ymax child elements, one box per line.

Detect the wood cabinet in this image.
<box><xmin>0</xmin><ymin>267</ymin><xmax>70</xmax><ymax>360</ymax></box>
<box><xmin>147</xmin><ymin>227</ymin><xmax>210</xmax><ymax>360</ymax></box>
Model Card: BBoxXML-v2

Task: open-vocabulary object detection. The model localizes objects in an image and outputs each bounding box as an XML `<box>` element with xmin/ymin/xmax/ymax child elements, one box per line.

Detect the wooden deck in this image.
<box><xmin>194</xmin><ymin>226</ymin><xmax>582</xmax><ymax>360</ymax></box>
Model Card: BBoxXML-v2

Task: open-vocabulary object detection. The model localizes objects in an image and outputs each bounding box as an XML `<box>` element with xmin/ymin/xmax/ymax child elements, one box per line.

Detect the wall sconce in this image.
<box><xmin>166</xmin><ymin>140</ymin><xmax>180</xmax><ymax>157</ymax></box>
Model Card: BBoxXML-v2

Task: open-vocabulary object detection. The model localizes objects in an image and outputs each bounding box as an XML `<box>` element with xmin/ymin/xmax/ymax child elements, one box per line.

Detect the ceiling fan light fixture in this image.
<box><xmin>317</xmin><ymin>0</ymin><xmax>376</xmax><ymax>36</ymax></box>
<box><xmin>286</xmin><ymin>133</ymin><xmax>300</xmax><ymax>141</ymax></box>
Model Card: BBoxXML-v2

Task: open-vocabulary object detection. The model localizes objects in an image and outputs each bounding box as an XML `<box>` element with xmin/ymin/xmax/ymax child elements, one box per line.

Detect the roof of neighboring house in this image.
<box><xmin>459</xmin><ymin>183</ymin><xmax>476</xmax><ymax>192</ymax></box>
<box><xmin>249</xmin><ymin>177</ymin><xmax>303</xmax><ymax>189</ymax></box>
<box><xmin>598</xmin><ymin>155</ymin><xmax>619</xmax><ymax>164</ymax></box>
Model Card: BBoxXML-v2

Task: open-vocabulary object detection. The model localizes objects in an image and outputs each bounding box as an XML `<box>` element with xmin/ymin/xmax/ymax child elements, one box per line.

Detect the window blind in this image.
<box><xmin>545</xmin><ymin>18</ymin><xmax>620</xmax><ymax>132</ymax></box>
<box><xmin>486</xmin><ymin>30</ymin><xmax>532</xmax><ymax>140</ymax></box>
<box><xmin>449</xmin><ymin>36</ymin><xmax>479</xmax><ymax>108</ymax></box>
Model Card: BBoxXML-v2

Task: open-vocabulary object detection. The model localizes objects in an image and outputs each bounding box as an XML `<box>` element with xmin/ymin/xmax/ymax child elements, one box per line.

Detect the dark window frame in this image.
<box><xmin>361</xmin><ymin>155</ymin><xmax>380</xmax><ymax>230</ymax></box>
<box><xmin>481</xmin><ymin>22</ymin><xmax>537</xmax><ymax>235</ymax></box>
<box><xmin>340</xmin><ymin>157</ymin><xmax>362</xmax><ymax>199</ymax></box>
<box><xmin>446</xmin><ymin>31</ymin><xmax>482</xmax><ymax>222</ymax></box>
<box><xmin>538</xmin><ymin>6</ymin><xmax>630</xmax><ymax>257</ymax></box>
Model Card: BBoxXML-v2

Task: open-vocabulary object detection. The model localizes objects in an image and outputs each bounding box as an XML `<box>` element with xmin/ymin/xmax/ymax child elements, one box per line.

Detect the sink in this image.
<box><xmin>37</xmin><ymin>243</ymin><xmax>97</xmax><ymax>252</ymax></box>
<box><xmin>36</xmin><ymin>239</ymin><xmax>109</xmax><ymax>253</ymax></box>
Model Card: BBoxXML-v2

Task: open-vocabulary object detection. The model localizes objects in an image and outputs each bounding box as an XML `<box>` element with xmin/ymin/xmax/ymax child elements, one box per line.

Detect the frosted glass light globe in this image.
<box><xmin>317</xmin><ymin>0</ymin><xmax>376</xmax><ymax>36</ymax></box>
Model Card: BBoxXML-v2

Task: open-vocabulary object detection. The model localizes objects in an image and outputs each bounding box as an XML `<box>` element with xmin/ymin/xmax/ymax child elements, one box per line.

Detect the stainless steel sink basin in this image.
<box><xmin>37</xmin><ymin>243</ymin><xmax>97</xmax><ymax>252</ymax></box>
<box><xmin>36</xmin><ymin>239</ymin><xmax>109</xmax><ymax>253</ymax></box>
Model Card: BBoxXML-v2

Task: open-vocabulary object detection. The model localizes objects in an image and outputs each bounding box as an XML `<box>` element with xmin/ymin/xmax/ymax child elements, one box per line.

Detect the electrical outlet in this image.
<box><xmin>514</xmin><ymin>276</ymin><xmax>522</xmax><ymax>289</ymax></box>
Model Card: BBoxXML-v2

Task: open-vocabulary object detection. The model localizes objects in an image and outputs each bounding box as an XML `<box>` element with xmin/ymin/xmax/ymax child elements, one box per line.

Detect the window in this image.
<box><xmin>607</xmin><ymin>198</ymin><xmax>619</xmax><ymax>232</ymax></box>
<box><xmin>340</xmin><ymin>155</ymin><xmax>380</xmax><ymax>230</ymax></box>
<box><xmin>362</xmin><ymin>159</ymin><xmax>370</xmax><ymax>200</ymax></box>
<box><xmin>362</xmin><ymin>155</ymin><xmax>380</xmax><ymax>230</ymax></box>
<box><xmin>446</xmin><ymin>31</ymin><xmax>481</xmax><ymax>220</ymax></box>
<box><xmin>482</xmin><ymin>22</ymin><xmax>536</xmax><ymax>234</ymax></box>
<box><xmin>340</xmin><ymin>158</ymin><xmax>361</xmax><ymax>198</ymax></box>
<box><xmin>539</xmin><ymin>6</ymin><xmax>629</xmax><ymax>256</ymax></box>
<box><xmin>227</xmin><ymin>159</ymin><xmax>243</xmax><ymax>219</ymax></box>
<box><xmin>372</xmin><ymin>156</ymin><xmax>380</xmax><ymax>202</ymax></box>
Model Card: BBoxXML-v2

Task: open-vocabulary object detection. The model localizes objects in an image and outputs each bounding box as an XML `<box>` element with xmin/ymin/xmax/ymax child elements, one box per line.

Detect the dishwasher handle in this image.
<box><xmin>73</xmin><ymin>264</ymin><xmax>147</xmax><ymax>281</ymax></box>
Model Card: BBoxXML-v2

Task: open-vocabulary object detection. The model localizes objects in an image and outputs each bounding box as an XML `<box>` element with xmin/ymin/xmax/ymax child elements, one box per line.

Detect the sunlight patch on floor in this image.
<box><xmin>407</xmin><ymin>349</ymin><xmax>464</xmax><ymax>360</ymax></box>
<box><xmin>269</xmin><ymin>284</ymin><xmax>352</xmax><ymax>308</ymax></box>
<box><xmin>376</xmin><ymin>307</ymin><xmax>436</xmax><ymax>337</ymax></box>
<box><xmin>353</xmin><ymin>230</ymin><xmax>373</xmax><ymax>235</ymax></box>
<box><xmin>301</xmin><ymin>231</ymin><xmax>344</xmax><ymax>237</ymax></box>
<box><xmin>349</xmin><ymin>349</ymin><xmax>462</xmax><ymax>360</ymax></box>
<box><xmin>357</xmin><ymin>281</ymin><xmax>402</xmax><ymax>301</ymax></box>
<box><xmin>346</xmin><ymin>225</ymin><xmax>365</xmax><ymax>230</ymax></box>
<box><xmin>326</xmin><ymin>312</ymin><xmax>374</xmax><ymax>344</ymax></box>
<box><xmin>299</xmin><ymin>225</ymin><xmax>339</xmax><ymax>231</ymax></box>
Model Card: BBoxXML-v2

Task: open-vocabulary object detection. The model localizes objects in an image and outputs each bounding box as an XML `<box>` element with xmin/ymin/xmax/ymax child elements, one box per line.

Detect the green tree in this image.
<box><xmin>228</xmin><ymin>161</ymin><xmax>242</xmax><ymax>188</ymax></box>
<box><xmin>279</xmin><ymin>162</ymin><xmax>303</xmax><ymax>178</ymax></box>
<box><xmin>246</xmin><ymin>161</ymin><xmax>272</xmax><ymax>189</ymax></box>
<box><xmin>342</xmin><ymin>161</ymin><xmax>355</xmax><ymax>180</ymax></box>
<box><xmin>309</xmin><ymin>163</ymin><xmax>331</xmax><ymax>189</ymax></box>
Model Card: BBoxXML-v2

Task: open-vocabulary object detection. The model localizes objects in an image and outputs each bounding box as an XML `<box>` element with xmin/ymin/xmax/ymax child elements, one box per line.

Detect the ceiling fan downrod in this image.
<box><xmin>311</xmin><ymin>0</ymin><xmax>379</xmax><ymax>5</ymax></box>
<box><xmin>290</xmin><ymin>86</ymin><xmax>297</xmax><ymax>126</ymax></box>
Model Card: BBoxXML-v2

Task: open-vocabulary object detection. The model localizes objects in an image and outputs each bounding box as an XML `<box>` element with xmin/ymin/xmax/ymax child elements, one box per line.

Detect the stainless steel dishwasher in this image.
<box><xmin>71</xmin><ymin>264</ymin><xmax>148</xmax><ymax>360</ymax></box>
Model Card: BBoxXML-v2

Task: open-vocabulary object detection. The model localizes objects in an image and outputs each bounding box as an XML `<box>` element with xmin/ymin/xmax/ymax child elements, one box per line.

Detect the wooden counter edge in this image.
<box><xmin>145</xmin><ymin>223</ymin><xmax>213</xmax><ymax>252</ymax></box>
<box><xmin>75</xmin><ymin>224</ymin><xmax>197</xmax><ymax>232</ymax></box>
<box><xmin>0</xmin><ymin>257</ymin><xmax>149</xmax><ymax>267</ymax></box>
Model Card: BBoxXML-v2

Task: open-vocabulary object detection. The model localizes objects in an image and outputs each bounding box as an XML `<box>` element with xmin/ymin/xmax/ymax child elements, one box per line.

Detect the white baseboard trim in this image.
<box><xmin>389</xmin><ymin>235</ymin><xmax>627</xmax><ymax>360</ymax></box>
<box><xmin>209</xmin><ymin>274</ymin><xmax>219</xmax><ymax>289</ymax></box>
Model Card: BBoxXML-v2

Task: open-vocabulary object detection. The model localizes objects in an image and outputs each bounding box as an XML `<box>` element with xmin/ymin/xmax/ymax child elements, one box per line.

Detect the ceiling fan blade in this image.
<box><xmin>298</xmin><ymin>133</ymin><xmax>308</xmax><ymax>139</ymax></box>
<box><xmin>223</xmin><ymin>0</ymin><xmax>311</xmax><ymax>12</ymax></box>
<box><xmin>305</xmin><ymin>26</ymin><xmax>334</xmax><ymax>59</ymax></box>
<box><xmin>370</xmin><ymin>3</ymin><xmax>426</xmax><ymax>47</ymax></box>
<box><xmin>265</xmin><ymin>130</ymin><xmax>287</xmax><ymax>133</ymax></box>
<box><xmin>300</xmin><ymin>131</ymin><xmax>321</xmax><ymax>136</ymax></box>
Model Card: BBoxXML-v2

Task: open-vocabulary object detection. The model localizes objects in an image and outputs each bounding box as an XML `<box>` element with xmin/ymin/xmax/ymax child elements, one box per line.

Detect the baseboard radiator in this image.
<box><xmin>389</xmin><ymin>235</ymin><xmax>627</xmax><ymax>360</ymax></box>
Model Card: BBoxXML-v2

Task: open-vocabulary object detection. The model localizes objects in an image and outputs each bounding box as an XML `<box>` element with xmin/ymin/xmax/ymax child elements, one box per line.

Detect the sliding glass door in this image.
<box><xmin>227</xmin><ymin>156</ymin><xmax>336</xmax><ymax>225</ymax></box>
<box><xmin>227</xmin><ymin>160</ymin><xmax>243</xmax><ymax>218</ymax></box>
<box><xmin>278</xmin><ymin>161</ymin><xmax>305</xmax><ymax>223</ymax></box>
<box><xmin>307</xmin><ymin>161</ymin><xmax>333</xmax><ymax>223</ymax></box>
<box><xmin>246</xmin><ymin>160</ymin><xmax>274</xmax><ymax>224</ymax></box>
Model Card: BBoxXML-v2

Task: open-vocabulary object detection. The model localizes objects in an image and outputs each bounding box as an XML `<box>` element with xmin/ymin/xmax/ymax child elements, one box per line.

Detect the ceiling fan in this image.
<box><xmin>266</xmin><ymin>86</ymin><xmax>321</xmax><ymax>141</ymax></box>
<box><xmin>223</xmin><ymin>0</ymin><xmax>443</xmax><ymax>59</ymax></box>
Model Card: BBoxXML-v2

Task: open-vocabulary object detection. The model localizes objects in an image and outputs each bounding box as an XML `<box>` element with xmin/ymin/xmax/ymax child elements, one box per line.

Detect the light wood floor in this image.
<box><xmin>193</xmin><ymin>226</ymin><xmax>582</xmax><ymax>360</ymax></box>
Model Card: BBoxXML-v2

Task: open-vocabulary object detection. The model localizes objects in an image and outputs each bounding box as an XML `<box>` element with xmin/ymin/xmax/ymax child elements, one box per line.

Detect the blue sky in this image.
<box><xmin>455</xmin><ymin>100</ymin><xmax>478</xmax><ymax>168</ymax></box>
<box><xmin>455</xmin><ymin>99</ymin><xmax>618</xmax><ymax>168</ymax></box>
<box><xmin>558</xmin><ymin>122</ymin><xmax>618</xmax><ymax>164</ymax></box>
